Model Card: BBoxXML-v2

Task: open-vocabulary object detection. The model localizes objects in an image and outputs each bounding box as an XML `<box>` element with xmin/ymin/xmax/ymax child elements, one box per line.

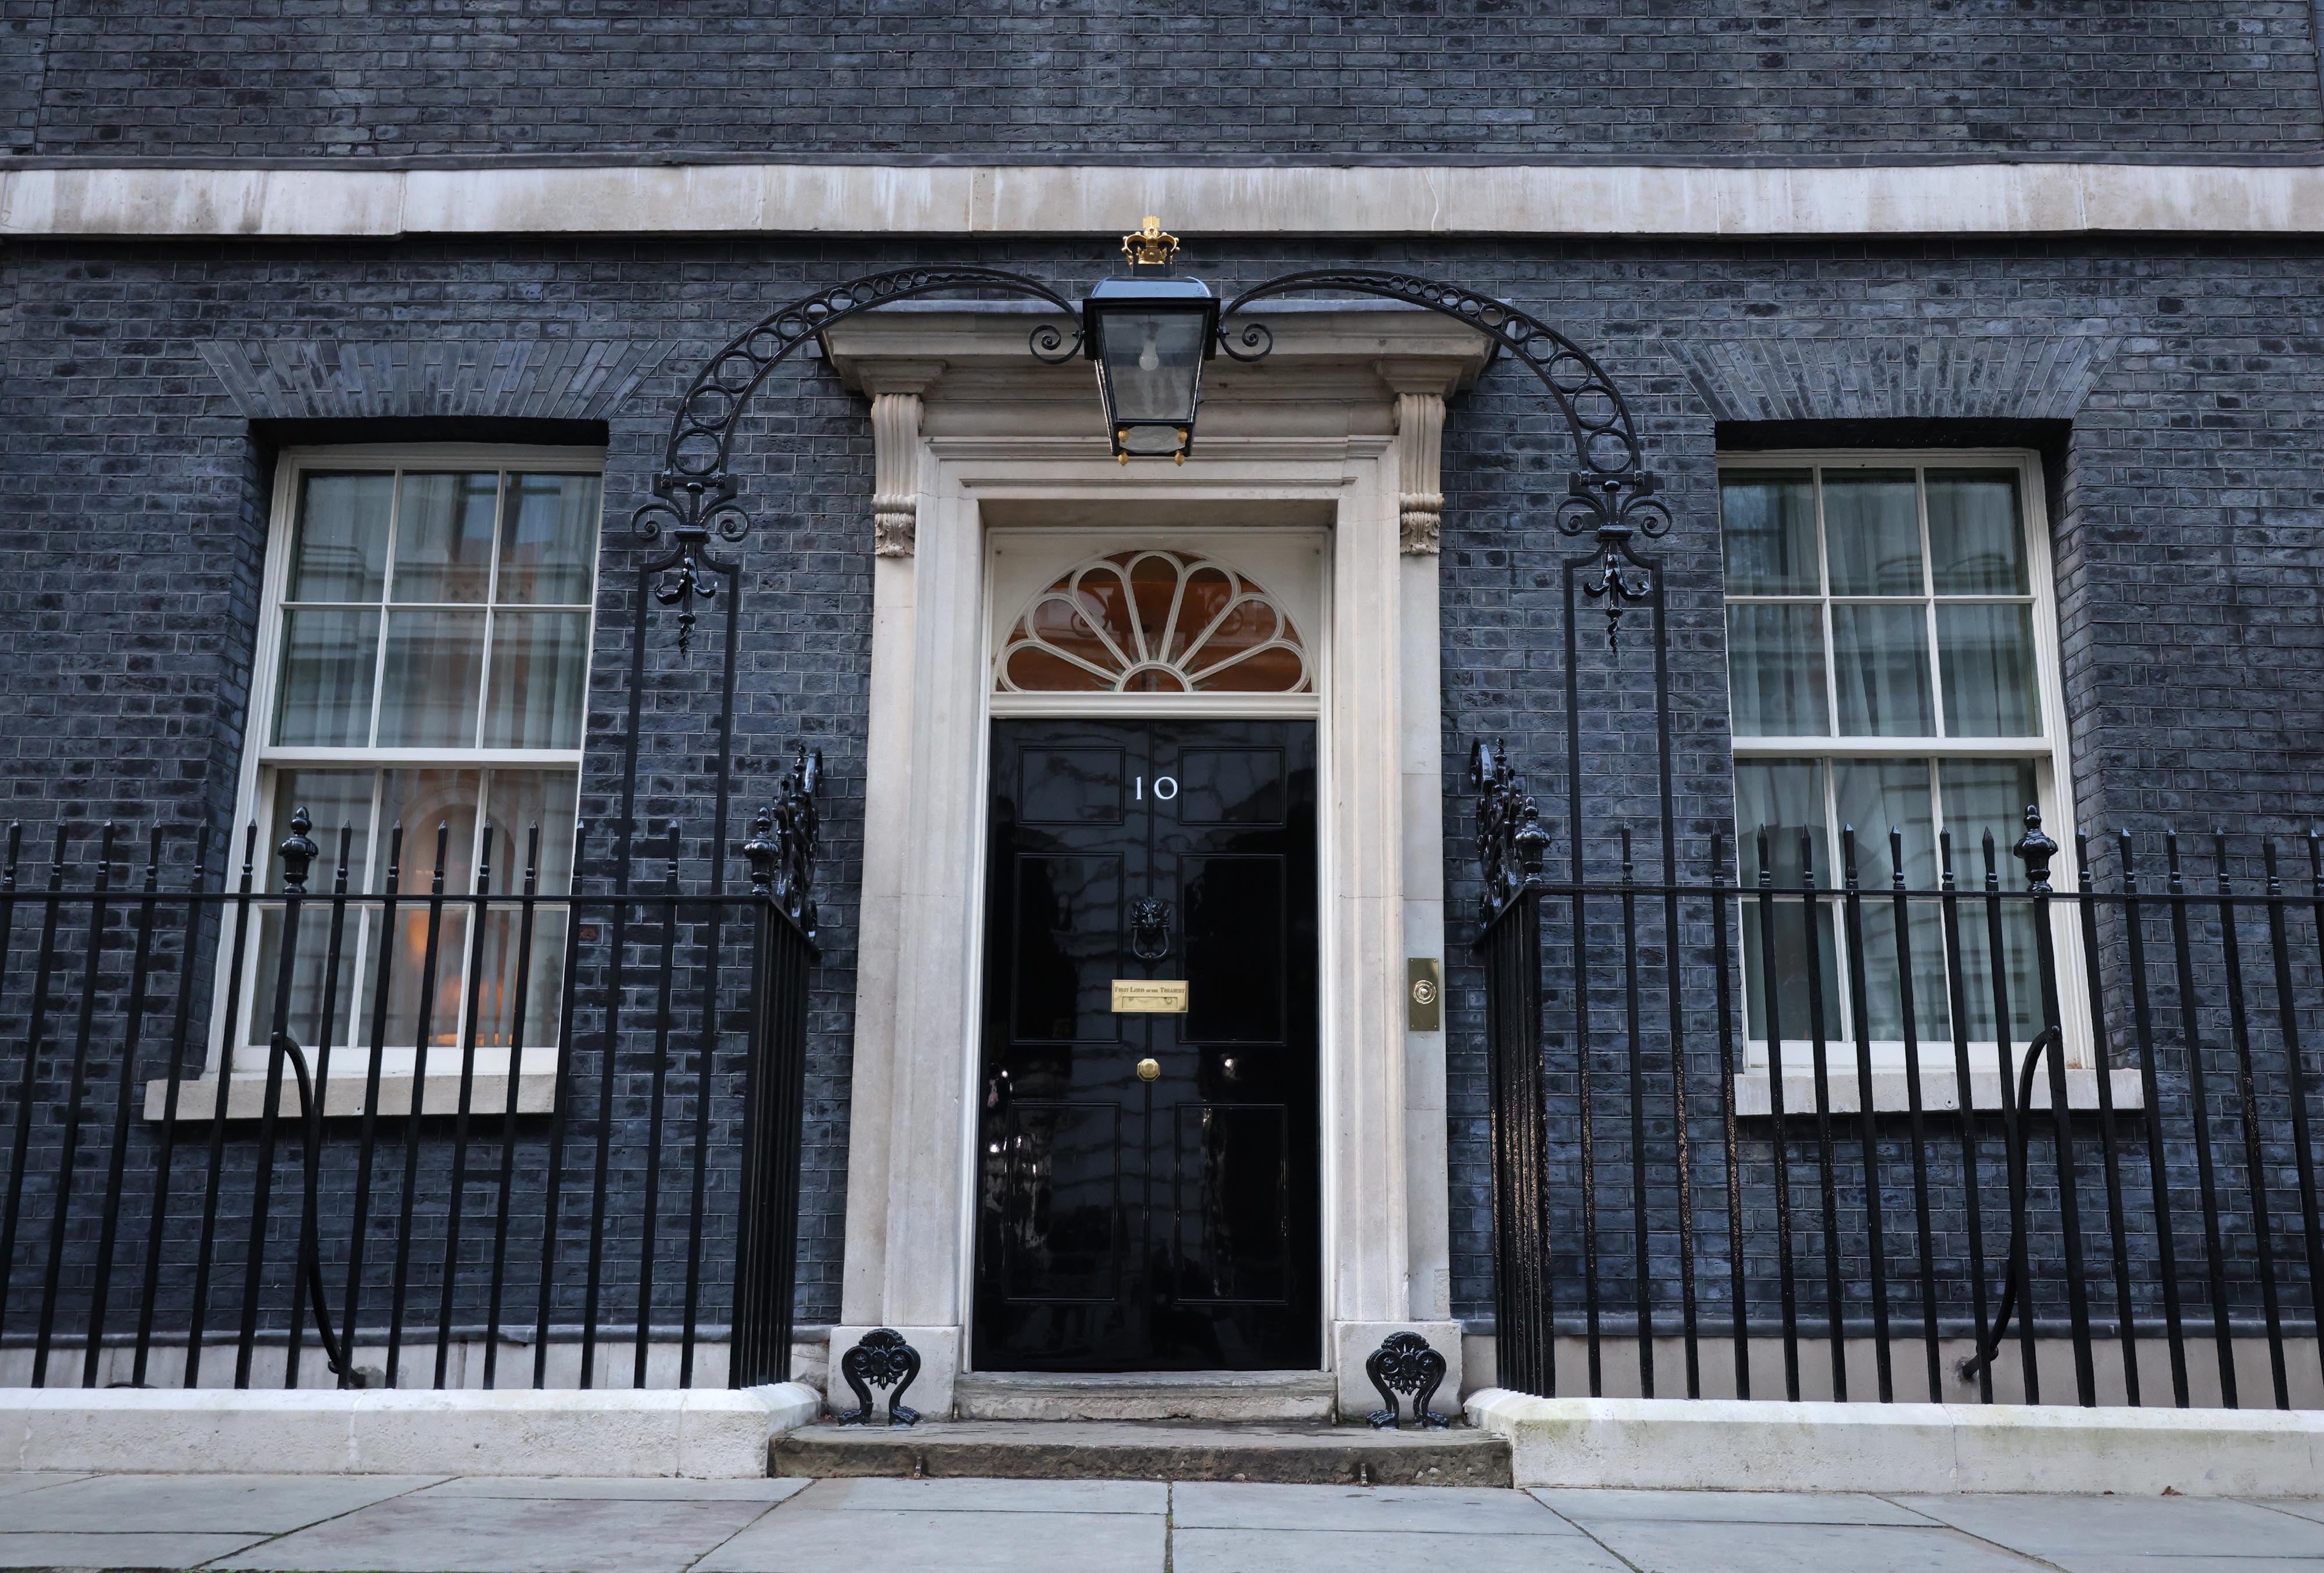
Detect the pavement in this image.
<box><xmin>3</xmin><ymin>1472</ymin><xmax>2324</xmax><ymax>1571</ymax></box>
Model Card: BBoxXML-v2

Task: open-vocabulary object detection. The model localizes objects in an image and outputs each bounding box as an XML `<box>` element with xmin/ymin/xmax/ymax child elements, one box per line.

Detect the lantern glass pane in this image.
<box><xmin>1100</xmin><ymin>310</ymin><xmax>1207</xmax><ymax>422</ymax></box>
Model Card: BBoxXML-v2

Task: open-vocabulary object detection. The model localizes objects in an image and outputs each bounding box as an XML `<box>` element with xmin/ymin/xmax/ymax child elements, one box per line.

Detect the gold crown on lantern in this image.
<box><xmin>1121</xmin><ymin>216</ymin><xmax>1181</xmax><ymax>267</ymax></box>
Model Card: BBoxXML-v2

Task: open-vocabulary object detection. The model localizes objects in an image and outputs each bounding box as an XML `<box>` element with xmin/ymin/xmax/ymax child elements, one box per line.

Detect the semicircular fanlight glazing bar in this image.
<box><xmin>996</xmin><ymin>549</ymin><xmax>1311</xmax><ymax>696</ymax></box>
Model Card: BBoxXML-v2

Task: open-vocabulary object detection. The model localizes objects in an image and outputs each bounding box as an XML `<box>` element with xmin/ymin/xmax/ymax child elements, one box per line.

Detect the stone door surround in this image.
<box><xmin>821</xmin><ymin>301</ymin><xmax>1488</xmax><ymax>1418</ymax></box>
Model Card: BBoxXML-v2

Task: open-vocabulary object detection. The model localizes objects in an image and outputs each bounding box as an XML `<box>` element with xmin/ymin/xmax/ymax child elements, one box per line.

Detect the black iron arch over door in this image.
<box><xmin>632</xmin><ymin>258</ymin><xmax>1683</xmax><ymax>1365</ymax></box>
<box><xmin>628</xmin><ymin>260</ymin><xmax>1669</xmax><ymax>827</ymax></box>
<box><xmin>612</xmin><ymin>267</ymin><xmax>1081</xmax><ymax>897</ymax></box>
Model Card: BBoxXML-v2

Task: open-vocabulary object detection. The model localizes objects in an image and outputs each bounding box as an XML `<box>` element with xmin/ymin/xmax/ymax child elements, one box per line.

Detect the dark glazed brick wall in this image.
<box><xmin>0</xmin><ymin>236</ymin><xmax>2318</xmax><ymax>1332</ymax></box>
<box><xmin>8</xmin><ymin>0</ymin><xmax>2323</xmax><ymax>163</ymax></box>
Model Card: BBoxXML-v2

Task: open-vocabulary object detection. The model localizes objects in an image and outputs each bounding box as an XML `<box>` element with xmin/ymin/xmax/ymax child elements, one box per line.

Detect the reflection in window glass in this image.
<box><xmin>1726</xmin><ymin>605</ymin><xmax>1828</xmax><ymax>736</ymax></box>
<box><xmin>1722</xmin><ymin>460</ymin><xmax>2055</xmax><ymax>1054</ymax></box>
<box><xmin>289</xmin><ymin>475</ymin><xmax>392</xmax><ymax>602</ymax></box>
<box><xmin>1831</xmin><ymin>603</ymin><xmax>1934</xmax><ymax>736</ymax></box>
<box><xmin>499</xmin><ymin>475</ymin><xmax>601</xmax><ymax>605</ymax></box>
<box><xmin>392</xmin><ymin>472</ymin><xmax>498</xmax><ymax>603</ymax></box>
<box><xmin>246</xmin><ymin>766</ymin><xmax>579</xmax><ymax>1055</ymax></box>
<box><xmin>1719</xmin><ymin>472</ymin><xmax>1818</xmax><ymax>594</ymax></box>
<box><xmin>1928</xmin><ymin>471</ymin><xmax>2028</xmax><ymax>594</ymax></box>
<box><xmin>1832</xmin><ymin>759</ymin><xmax>1949</xmax><ymax>1041</ymax></box>
<box><xmin>249</xmin><ymin>457</ymin><xmax>599</xmax><ymax>1070</ymax></box>
<box><xmin>272</xmin><ymin>608</ymin><xmax>379</xmax><ymax>747</ymax></box>
<box><xmin>1939</xmin><ymin>759</ymin><xmax>2043</xmax><ymax>1043</ymax></box>
<box><xmin>483</xmin><ymin>611</ymin><xmax>590</xmax><ymax>748</ymax></box>
<box><xmin>1736</xmin><ymin>760</ymin><xmax>1841</xmax><ymax>1042</ymax></box>
<box><xmin>378</xmin><ymin>610</ymin><xmax>487</xmax><ymax>748</ymax></box>
<box><xmin>271</xmin><ymin>465</ymin><xmax>598</xmax><ymax>757</ymax></box>
<box><xmin>1938</xmin><ymin>603</ymin><xmax>2039</xmax><ymax>737</ymax></box>
<box><xmin>1823</xmin><ymin>472</ymin><xmax>1922</xmax><ymax>596</ymax></box>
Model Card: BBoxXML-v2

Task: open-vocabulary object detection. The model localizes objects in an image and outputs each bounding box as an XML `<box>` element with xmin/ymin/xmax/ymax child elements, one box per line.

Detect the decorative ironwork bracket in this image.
<box><xmin>833</xmin><ymin>1328</ymin><xmax>922</xmax><ymax>1426</ymax></box>
<box><xmin>1469</xmin><ymin>739</ymin><xmax>1550</xmax><ymax>922</ymax></box>
<box><xmin>1215</xmin><ymin>269</ymin><xmax>1667</xmax><ymax>650</ymax></box>
<box><xmin>639</xmin><ymin>267</ymin><xmax>1081</xmax><ymax>654</ymax></box>
<box><xmin>744</xmin><ymin>744</ymin><xmax>823</xmax><ymax>940</ymax></box>
<box><xmin>1364</xmin><ymin>1331</ymin><xmax>1450</xmax><ymax>1430</ymax></box>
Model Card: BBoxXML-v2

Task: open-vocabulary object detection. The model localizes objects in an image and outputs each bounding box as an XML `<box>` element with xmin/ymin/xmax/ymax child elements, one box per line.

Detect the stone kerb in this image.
<box><xmin>0</xmin><ymin>1384</ymin><xmax>821</xmax><ymax>1478</ymax></box>
<box><xmin>1466</xmin><ymin>1388</ymin><xmax>2324</xmax><ymax>1496</ymax></box>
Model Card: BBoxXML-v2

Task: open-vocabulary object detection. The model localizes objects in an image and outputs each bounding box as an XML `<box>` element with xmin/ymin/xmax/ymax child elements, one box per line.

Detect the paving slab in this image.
<box><xmin>1578</xmin><ymin>1519</ymin><xmax>2047</xmax><ymax>1572</ymax></box>
<box><xmin>0</xmin><ymin>1474</ymin><xmax>86</xmax><ymax>1503</ymax></box>
<box><xmin>0</xmin><ymin>1528</ymin><xmax>267</xmax><ymax>1567</ymax></box>
<box><xmin>699</xmin><ymin>1504</ymin><xmax>1163</xmax><ymax>1572</ymax></box>
<box><xmin>784</xmin><ymin>1475</ymin><xmax>1164</xmax><ymax>1514</ymax></box>
<box><xmin>0</xmin><ymin>1471</ymin><xmax>443</xmax><ymax>1533</ymax></box>
<box><xmin>1171</xmin><ymin>1524</ymin><xmax>1634</xmax><ymax>1572</ymax></box>
<box><xmin>1891</xmin><ymin>1492</ymin><xmax>2324</xmax><ymax>1560</ymax></box>
<box><xmin>1172</xmin><ymin>1480</ymin><xmax>1576</xmax><ymax>1535</ymax></box>
<box><xmin>2262</xmin><ymin>1500</ymin><xmax>2324</xmax><ymax>1527</ymax></box>
<box><xmin>419</xmin><ymin>1476</ymin><xmax>810</xmax><ymax>1503</ymax></box>
<box><xmin>213</xmin><ymin>1491</ymin><xmax>774</xmax><ymax>1573</ymax></box>
<box><xmin>1534</xmin><ymin>1486</ymin><xmax>1943</xmax><ymax>1525</ymax></box>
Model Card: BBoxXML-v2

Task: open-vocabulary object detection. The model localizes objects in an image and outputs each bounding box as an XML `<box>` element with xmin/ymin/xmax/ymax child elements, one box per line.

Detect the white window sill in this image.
<box><xmin>1733</xmin><ymin>1067</ymin><xmax>2146</xmax><ymax>1117</ymax></box>
<box><xmin>142</xmin><ymin>1072</ymin><xmax>560</xmax><ymax>1121</ymax></box>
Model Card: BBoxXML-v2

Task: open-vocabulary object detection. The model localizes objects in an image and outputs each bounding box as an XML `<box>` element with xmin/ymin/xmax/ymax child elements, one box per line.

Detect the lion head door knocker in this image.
<box><xmin>1128</xmin><ymin>896</ymin><xmax>1172</xmax><ymax>961</ymax></box>
<box><xmin>833</xmin><ymin>1328</ymin><xmax>921</xmax><ymax>1427</ymax></box>
<box><xmin>1364</xmin><ymin>1331</ymin><xmax>1449</xmax><ymax>1430</ymax></box>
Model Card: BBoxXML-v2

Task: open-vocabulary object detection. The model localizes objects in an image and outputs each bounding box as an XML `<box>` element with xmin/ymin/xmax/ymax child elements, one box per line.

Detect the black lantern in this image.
<box><xmin>1082</xmin><ymin>218</ymin><xmax>1219</xmax><ymax>464</ymax></box>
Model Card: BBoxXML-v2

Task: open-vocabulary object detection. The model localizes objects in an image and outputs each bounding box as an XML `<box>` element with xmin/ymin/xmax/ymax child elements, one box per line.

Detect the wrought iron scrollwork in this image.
<box><xmin>643</xmin><ymin>261</ymin><xmax>1660</xmax><ymax>660</ymax></box>
<box><xmin>1558</xmin><ymin>470</ymin><xmax>1671</xmax><ymax>650</ymax></box>
<box><xmin>1364</xmin><ymin>1331</ymin><xmax>1450</xmax><ymax>1430</ymax></box>
<box><xmin>1215</xmin><ymin>318</ymin><xmax>1274</xmax><ymax>363</ymax></box>
<box><xmin>1469</xmin><ymin>740</ymin><xmax>1550</xmax><ymax>921</ymax></box>
<box><xmin>744</xmin><ymin>744</ymin><xmax>823</xmax><ymax>938</ymax></box>
<box><xmin>1218</xmin><ymin>269</ymin><xmax>1664</xmax><ymax>648</ymax></box>
<box><xmin>833</xmin><ymin>1328</ymin><xmax>922</xmax><ymax>1426</ymax></box>
<box><xmin>629</xmin><ymin>471</ymin><xmax>751</xmax><ymax>656</ymax></box>
<box><xmin>1220</xmin><ymin>270</ymin><xmax>1645</xmax><ymax>476</ymax></box>
<box><xmin>1028</xmin><ymin>320</ymin><xmax>1085</xmax><ymax>364</ymax></box>
<box><xmin>639</xmin><ymin>267</ymin><xmax>1080</xmax><ymax>654</ymax></box>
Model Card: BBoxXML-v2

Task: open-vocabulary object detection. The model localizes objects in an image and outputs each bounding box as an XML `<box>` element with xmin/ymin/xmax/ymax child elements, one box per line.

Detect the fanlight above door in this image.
<box><xmin>996</xmin><ymin>550</ymin><xmax>1311</xmax><ymax>694</ymax></box>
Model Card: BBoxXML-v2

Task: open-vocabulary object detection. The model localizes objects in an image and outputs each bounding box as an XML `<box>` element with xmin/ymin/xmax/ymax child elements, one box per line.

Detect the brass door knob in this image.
<box><xmin>1135</xmin><ymin>1057</ymin><xmax>1161</xmax><ymax>1083</ymax></box>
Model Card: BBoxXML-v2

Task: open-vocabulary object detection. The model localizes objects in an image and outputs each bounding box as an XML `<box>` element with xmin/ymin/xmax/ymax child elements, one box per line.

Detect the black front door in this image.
<box><xmin>974</xmin><ymin>718</ymin><xmax>1320</xmax><ymax>1371</ymax></box>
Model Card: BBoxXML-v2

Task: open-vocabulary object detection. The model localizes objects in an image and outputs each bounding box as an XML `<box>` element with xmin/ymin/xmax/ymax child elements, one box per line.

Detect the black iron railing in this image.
<box><xmin>0</xmin><ymin>778</ymin><xmax>819</xmax><ymax>1391</ymax></box>
<box><xmin>1476</xmin><ymin>762</ymin><xmax>2324</xmax><ymax>1409</ymax></box>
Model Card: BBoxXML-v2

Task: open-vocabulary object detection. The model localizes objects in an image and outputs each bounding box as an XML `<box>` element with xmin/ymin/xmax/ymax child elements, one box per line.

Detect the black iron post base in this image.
<box><xmin>833</xmin><ymin>1329</ymin><xmax>923</xmax><ymax>1427</ymax></box>
<box><xmin>1364</xmin><ymin>1332</ymin><xmax>1450</xmax><ymax>1430</ymax></box>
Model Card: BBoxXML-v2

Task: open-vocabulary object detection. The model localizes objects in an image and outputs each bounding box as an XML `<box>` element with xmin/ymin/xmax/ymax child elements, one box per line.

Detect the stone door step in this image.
<box><xmin>772</xmin><ymin>1419</ymin><xmax>1511</xmax><ymax>1486</ymax></box>
<box><xmin>953</xmin><ymin>1367</ymin><xmax>1335</xmax><ymax>1422</ymax></box>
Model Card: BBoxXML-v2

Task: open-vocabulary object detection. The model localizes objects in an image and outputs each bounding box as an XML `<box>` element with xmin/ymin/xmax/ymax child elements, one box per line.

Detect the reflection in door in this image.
<box><xmin>975</xmin><ymin>719</ymin><xmax>1319</xmax><ymax>1372</ymax></box>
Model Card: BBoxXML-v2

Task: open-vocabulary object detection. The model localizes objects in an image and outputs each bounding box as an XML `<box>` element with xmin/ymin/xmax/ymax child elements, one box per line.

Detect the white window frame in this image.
<box><xmin>1717</xmin><ymin>448</ymin><xmax>2133</xmax><ymax>1115</ymax></box>
<box><xmin>180</xmin><ymin>443</ymin><xmax>607</xmax><ymax>1116</ymax></box>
